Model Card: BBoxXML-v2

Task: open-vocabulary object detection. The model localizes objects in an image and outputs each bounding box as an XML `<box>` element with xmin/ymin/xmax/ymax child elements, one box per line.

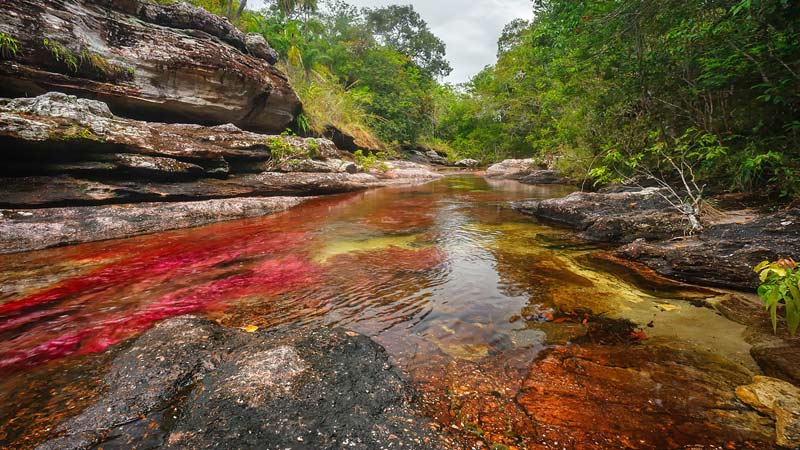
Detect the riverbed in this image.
<box><xmin>0</xmin><ymin>176</ymin><xmax>773</xmax><ymax>449</ymax></box>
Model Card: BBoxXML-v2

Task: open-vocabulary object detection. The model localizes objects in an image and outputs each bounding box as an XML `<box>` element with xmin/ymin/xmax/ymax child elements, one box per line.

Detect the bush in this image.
<box><xmin>755</xmin><ymin>259</ymin><xmax>800</xmax><ymax>336</ymax></box>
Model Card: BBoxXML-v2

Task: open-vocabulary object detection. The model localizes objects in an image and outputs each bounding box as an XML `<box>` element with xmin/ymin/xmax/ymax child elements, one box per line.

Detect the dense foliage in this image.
<box><xmin>436</xmin><ymin>0</ymin><xmax>800</xmax><ymax>197</ymax></box>
<box><xmin>755</xmin><ymin>259</ymin><xmax>800</xmax><ymax>336</ymax></box>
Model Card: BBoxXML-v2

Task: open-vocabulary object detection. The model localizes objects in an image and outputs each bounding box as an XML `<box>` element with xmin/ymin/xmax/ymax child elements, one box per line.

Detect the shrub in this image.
<box><xmin>754</xmin><ymin>259</ymin><xmax>800</xmax><ymax>336</ymax></box>
<box><xmin>354</xmin><ymin>150</ymin><xmax>388</xmax><ymax>172</ymax></box>
<box><xmin>0</xmin><ymin>33</ymin><xmax>19</xmax><ymax>59</ymax></box>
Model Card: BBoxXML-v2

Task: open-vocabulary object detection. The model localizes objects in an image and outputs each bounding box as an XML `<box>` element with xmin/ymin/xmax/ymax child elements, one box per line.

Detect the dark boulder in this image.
<box><xmin>36</xmin><ymin>316</ymin><xmax>440</xmax><ymax>450</ymax></box>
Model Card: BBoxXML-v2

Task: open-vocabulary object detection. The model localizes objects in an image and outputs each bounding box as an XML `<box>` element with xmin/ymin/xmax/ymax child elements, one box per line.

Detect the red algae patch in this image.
<box><xmin>517</xmin><ymin>344</ymin><xmax>775</xmax><ymax>449</ymax></box>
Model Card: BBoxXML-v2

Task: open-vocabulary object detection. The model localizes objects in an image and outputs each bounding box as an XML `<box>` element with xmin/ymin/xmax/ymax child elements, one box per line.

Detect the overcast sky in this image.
<box><xmin>250</xmin><ymin>0</ymin><xmax>534</xmax><ymax>84</ymax></box>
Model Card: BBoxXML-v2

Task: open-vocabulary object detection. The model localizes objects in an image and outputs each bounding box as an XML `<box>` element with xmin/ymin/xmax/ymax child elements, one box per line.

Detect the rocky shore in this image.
<box><xmin>35</xmin><ymin>316</ymin><xmax>441</xmax><ymax>450</ymax></box>
<box><xmin>0</xmin><ymin>0</ymin><xmax>441</xmax><ymax>254</ymax></box>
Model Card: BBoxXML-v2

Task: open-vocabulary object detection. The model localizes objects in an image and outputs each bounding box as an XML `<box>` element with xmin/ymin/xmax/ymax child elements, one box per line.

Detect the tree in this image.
<box><xmin>364</xmin><ymin>5</ymin><xmax>452</xmax><ymax>79</ymax></box>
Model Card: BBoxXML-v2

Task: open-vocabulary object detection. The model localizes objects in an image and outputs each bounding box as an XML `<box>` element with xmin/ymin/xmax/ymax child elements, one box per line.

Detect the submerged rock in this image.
<box><xmin>736</xmin><ymin>376</ymin><xmax>800</xmax><ymax>448</ymax></box>
<box><xmin>36</xmin><ymin>316</ymin><xmax>440</xmax><ymax>450</ymax></box>
<box><xmin>1</xmin><ymin>0</ymin><xmax>299</xmax><ymax>132</ymax></box>
<box><xmin>518</xmin><ymin>344</ymin><xmax>775</xmax><ymax>448</ymax></box>
<box><xmin>485</xmin><ymin>159</ymin><xmax>542</xmax><ymax>179</ymax></box>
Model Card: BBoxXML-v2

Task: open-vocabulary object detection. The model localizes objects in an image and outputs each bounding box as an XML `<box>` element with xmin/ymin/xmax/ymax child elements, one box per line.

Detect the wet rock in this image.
<box><xmin>518</xmin><ymin>344</ymin><xmax>775</xmax><ymax>449</ymax></box>
<box><xmin>485</xmin><ymin>159</ymin><xmax>542</xmax><ymax>179</ymax></box>
<box><xmin>1</xmin><ymin>0</ymin><xmax>300</xmax><ymax>132</ymax></box>
<box><xmin>36</xmin><ymin>316</ymin><xmax>440</xmax><ymax>450</ymax></box>
<box><xmin>424</xmin><ymin>150</ymin><xmax>449</xmax><ymax>166</ymax></box>
<box><xmin>454</xmin><ymin>158</ymin><xmax>479</xmax><ymax>168</ymax></box>
<box><xmin>751</xmin><ymin>342</ymin><xmax>800</xmax><ymax>386</ymax></box>
<box><xmin>513</xmin><ymin>188</ymin><xmax>684</xmax><ymax>243</ymax></box>
<box><xmin>378</xmin><ymin>161</ymin><xmax>444</xmax><ymax>181</ymax></box>
<box><xmin>617</xmin><ymin>208</ymin><xmax>800</xmax><ymax>290</ymax></box>
<box><xmin>0</xmin><ymin>197</ymin><xmax>307</xmax><ymax>254</ymax></box>
<box><xmin>736</xmin><ymin>376</ymin><xmax>800</xmax><ymax>448</ymax></box>
<box><xmin>517</xmin><ymin>169</ymin><xmax>567</xmax><ymax>185</ymax></box>
<box><xmin>245</xmin><ymin>33</ymin><xmax>279</xmax><ymax>64</ymax></box>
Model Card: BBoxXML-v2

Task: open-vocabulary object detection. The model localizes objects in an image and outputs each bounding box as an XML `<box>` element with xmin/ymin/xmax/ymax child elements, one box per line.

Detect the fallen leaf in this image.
<box><xmin>243</xmin><ymin>325</ymin><xmax>259</xmax><ymax>333</ymax></box>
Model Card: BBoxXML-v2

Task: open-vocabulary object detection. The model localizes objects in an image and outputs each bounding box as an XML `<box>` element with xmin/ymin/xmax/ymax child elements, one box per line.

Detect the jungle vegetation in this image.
<box><xmin>165</xmin><ymin>0</ymin><xmax>799</xmax><ymax>199</ymax></box>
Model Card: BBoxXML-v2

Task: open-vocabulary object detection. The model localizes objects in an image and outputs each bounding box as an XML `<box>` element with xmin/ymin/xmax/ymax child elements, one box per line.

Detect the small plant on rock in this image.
<box><xmin>43</xmin><ymin>38</ymin><xmax>79</xmax><ymax>73</ymax></box>
<box><xmin>0</xmin><ymin>33</ymin><xmax>20</xmax><ymax>59</ymax></box>
<box><xmin>754</xmin><ymin>258</ymin><xmax>800</xmax><ymax>336</ymax></box>
<box><xmin>354</xmin><ymin>150</ymin><xmax>388</xmax><ymax>172</ymax></box>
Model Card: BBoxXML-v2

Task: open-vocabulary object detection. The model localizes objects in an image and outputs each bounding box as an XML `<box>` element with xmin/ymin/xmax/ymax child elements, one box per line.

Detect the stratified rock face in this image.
<box><xmin>513</xmin><ymin>188</ymin><xmax>684</xmax><ymax>243</ymax></box>
<box><xmin>617</xmin><ymin>208</ymin><xmax>800</xmax><ymax>290</ymax></box>
<box><xmin>0</xmin><ymin>93</ymin><xmax>370</xmax><ymax>207</ymax></box>
<box><xmin>35</xmin><ymin>316</ymin><xmax>440</xmax><ymax>450</ymax></box>
<box><xmin>485</xmin><ymin>159</ymin><xmax>542</xmax><ymax>179</ymax></box>
<box><xmin>0</xmin><ymin>0</ymin><xmax>299</xmax><ymax>132</ymax></box>
<box><xmin>736</xmin><ymin>376</ymin><xmax>800</xmax><ymax>448</ymax></box>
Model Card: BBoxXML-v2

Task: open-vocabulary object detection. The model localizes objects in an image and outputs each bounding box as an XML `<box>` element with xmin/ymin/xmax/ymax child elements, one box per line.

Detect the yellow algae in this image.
<box><xmin>314</xmin><ymin>233</ymin><xmax>429</xmax><ymax>263</ymax></box>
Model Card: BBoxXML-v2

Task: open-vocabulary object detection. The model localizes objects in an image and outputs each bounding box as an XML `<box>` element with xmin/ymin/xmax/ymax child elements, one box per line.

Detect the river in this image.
<box><xmin>0</xmin><ymin>175</ymin><xmax>771</xmax><ymax>449</ymax></box>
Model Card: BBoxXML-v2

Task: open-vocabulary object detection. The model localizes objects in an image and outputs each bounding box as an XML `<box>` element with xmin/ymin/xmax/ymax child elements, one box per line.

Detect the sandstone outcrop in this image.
<box><xmin>0</xmin><ymin>0</ymin><xmax>299</xmax><ymax>131</ymax></box>
<box><xmin>485</xmin><ymin>158</ymin><xmax>541</xmax><ymax>179</ymax></box>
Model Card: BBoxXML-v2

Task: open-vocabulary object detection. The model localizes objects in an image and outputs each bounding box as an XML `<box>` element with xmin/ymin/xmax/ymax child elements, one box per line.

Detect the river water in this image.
<box><xmin>0</xmin><ymin>176</ymin><xmax>771</xmax><ymax>449</ymax></box>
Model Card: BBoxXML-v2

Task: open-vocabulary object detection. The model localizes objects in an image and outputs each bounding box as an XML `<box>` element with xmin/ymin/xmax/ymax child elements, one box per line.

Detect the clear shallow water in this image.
<box><xmin>0</xmin><ymin>176</ymin><xmax>763</xmax><ymax>449</ymax></box>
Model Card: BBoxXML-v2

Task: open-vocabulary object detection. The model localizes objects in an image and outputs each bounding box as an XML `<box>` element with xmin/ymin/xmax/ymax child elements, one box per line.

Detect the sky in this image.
<box><xmin>250</xmin><ymin>0</ymin><xmax>534</xmax><ymax>84</ymax></box>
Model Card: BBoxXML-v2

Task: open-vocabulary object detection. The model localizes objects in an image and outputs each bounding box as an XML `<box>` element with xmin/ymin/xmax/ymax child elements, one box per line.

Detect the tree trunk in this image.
<box><xmin>235</xmin><ymin>0</ymin><xmax>247</xmax><ymax>19</ymax></box>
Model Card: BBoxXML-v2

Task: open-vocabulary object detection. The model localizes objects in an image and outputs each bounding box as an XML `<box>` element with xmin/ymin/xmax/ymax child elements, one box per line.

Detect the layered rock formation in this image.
<box><xmin>513</xmin><ymin>188</ymin><xmax>800</xmax><ymax>290</ymax></box>
<box><xmin>35</xmin><ymin>316</ymin><xmax>440</xmax><ymax>450</ymax></box>
<box><xmin>0</xmin><ymin>0</ymin><xmax>299</xmax><ymax>131</ymax></box>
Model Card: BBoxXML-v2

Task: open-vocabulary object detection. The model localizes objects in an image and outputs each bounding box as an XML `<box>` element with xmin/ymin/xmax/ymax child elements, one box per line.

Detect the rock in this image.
<box><xmin>517</xmin><ymin>344</ymin><xmax>775</xmax><ymax>448</ymax></box>
<box><xmin>0</xmin><ymin>93</ymin><xmax>376</xmax><ymax>207</ymax></box>
<box><xmin>518</xmin><ymin>169</ymin><xmax>568</xmax><ymax>185</ymax></box>
<box><xmin>377</xmin><ymin>161</ymin><xmax>444</xmax><ymax>181</ymax></box>
<box><xmin>736</xmin><ymin>376</ymin><xmax>800</xmax><ymax>448</ymax></box>
<box><xmin>454</xmin><ymin>158</ymin><xmax>479</xmax><ymax>168</ymax></box>
<box><xmin>35</xmin><ymin>316</ymin><xmax>440</xmax><ymax>450</ymax></box>
<box><xmin>324</xmin><ymin>125</ymin><xmax>386</xmax><ymax>152</ymax></box>
<box><xmin>617</xmin><ymin>208</ymin><xmax>800</xmax><ymax>290</ymax></box>
<box><xmin>485</xmin><ymin>158</ymin><xmax>542</xmax><ymax>179</ymax></box>
<box><xmin>751</xmin><ymin>342</ymin><xmax>800</xmax><ymax>386</ymax></box>
<box><xmin>424</xmin><ymin>150</ymin><xmax>449</xmax><ymax>166</ymax></box>
<box><xmin>245</xmin><ymin>33</ymin><xmax>279</xmax><ymax>64</ymax></box>
<box><xmin>0</xmin><ymin>0</ymin><xmax>300</xmax><ymax>132</ymax></box>
<box><xmin>0</xmin><ymin>197</ymin><xmax>308</xmax><ymax>254</ymax></box>
<box><xmin>513</xmin><ymin>188</ymin><xmax>684</xmax><ymax>243</ymax></box>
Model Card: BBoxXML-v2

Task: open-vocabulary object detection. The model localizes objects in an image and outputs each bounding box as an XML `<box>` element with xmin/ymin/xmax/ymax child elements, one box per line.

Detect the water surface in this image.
<box><xmin>0</xmin><ymin>176</ymin><xmax>764</xmax><ymax>449</ymax></box>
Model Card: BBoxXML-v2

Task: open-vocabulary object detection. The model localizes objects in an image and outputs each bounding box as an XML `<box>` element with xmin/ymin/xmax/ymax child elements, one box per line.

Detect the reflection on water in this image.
<box><xmin>0</xmin><ymin>176</ymin><xmax>763</xmax><ymax>449</ymax></box>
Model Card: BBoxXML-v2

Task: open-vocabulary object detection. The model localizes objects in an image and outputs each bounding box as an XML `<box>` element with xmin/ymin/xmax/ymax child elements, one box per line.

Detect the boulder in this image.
<box><xmin>736</xmin><ymin>376</ymin><xmax>800</xmax><ymax>448</ymax></box>
<box><xmin>35</xmin><ymin>316</ymin><xmax>440</xmax><ymax>450</ymax></box>
<box><xmin>485</xmin><ymin>158</ymin><xmax>541</xmax><ymax>179</ymax></box>
<box><xmin>245</xmin><ymin>33</ymin><xmax>279</xmax><ymax>64</ymax></box>
<box><xmin>513</xmin><ymin>188</ymin><xmax>684</xmax><ymax>243</ymax></box>
<box><xmin>454</xmin><ymin>158</ymin><xmax>479</xmax><ymax>168</ymax></box>
<box><xmin>617</xmin><ymin>208</ymin><xmax>800</xmax><ymax>290</ymax></box>
<box><xmin>0</xmin><ymin>0</ymin><xmax>300</xmax><ymax>132</ymax></box>
<box><xmin>518</xmin><ymin>169</ymin><xmax>568</xmax><ymax>185</ymax></box>
<box><xmin>0</xmin><ymin>197</ymin><xmax>307</xmax><ymax>254</ymax></box>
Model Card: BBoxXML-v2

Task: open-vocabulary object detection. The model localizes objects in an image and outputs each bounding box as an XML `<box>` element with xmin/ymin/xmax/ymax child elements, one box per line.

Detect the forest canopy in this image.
<box><xmin>164</xmin><ymin>0</ymin><xmax>799</xmax><ymax>199</ymax></box>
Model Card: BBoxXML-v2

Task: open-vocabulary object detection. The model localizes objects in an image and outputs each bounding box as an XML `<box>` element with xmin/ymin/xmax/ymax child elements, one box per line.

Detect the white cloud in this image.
<box><xmin>249</xmin><ymin>0</ymin><xmax>533</xmax><ymax>83</ymax></box>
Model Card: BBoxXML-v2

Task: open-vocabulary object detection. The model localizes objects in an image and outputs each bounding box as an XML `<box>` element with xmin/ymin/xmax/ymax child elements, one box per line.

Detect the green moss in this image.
<box><xmin>60</xmin><ymin>127</ymin><xmax>105</xmax><ymax>143</ymax></box>
<box><xmin>0</xmin><ymin>33</ymin><xmax>19</xmax><ymax>59</ymax></box>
